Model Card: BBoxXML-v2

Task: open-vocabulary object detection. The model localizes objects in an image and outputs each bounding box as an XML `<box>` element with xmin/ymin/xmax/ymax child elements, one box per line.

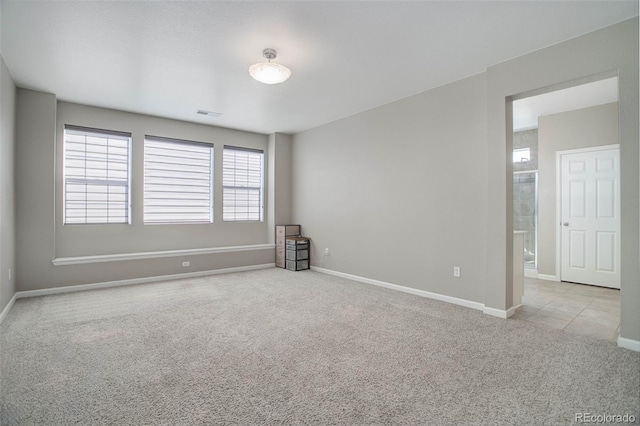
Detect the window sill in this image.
<box><xmin>52</xmin><ymin>243</ymin><xmax>275</xmax><ymax>266</ymax></box>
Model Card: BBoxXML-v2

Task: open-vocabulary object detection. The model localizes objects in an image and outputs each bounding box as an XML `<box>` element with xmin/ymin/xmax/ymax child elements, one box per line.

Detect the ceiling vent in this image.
<box><xmin>197</xmin><ymin>110</ymin><xmax>222</xmax><ymax>117</ymax></box>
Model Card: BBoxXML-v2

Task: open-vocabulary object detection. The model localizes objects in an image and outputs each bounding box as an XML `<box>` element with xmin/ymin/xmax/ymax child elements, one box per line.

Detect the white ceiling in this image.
<box><xmin>1</xmin><ymin>1</ymin><xmax>637</xmax><ymax>135</ymax></box>
<box><xmin>513</xmin><ymin>77</ymin><xmax>619</xmax><ymax>131</ymax></box>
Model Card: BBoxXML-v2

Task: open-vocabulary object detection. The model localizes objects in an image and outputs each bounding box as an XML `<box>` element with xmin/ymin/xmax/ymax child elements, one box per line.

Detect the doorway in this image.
<box><xmin>512</xmin><ymin>77</ymin><xmax>619</xmax><ymax>282</ymax></box>
<box><xmin>509</xmin><ymin>76</ymin><xmax>621</xmax><ymax>341</ymax></box>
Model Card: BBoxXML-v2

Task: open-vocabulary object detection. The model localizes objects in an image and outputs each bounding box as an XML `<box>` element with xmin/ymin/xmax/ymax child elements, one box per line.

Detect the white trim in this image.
<box><xmin>555</xmin><ymin>144</ymin><xmax>620</xmax><ymax>284</ymax></box>
<box><xmin>555</xmin><ymin>149</ymin><xmax>561</xmax><ymax>282</ymax></box>
<box><xmin>483</xmin><ymin>305</ymin><xmax>516</xmax><ymax>319</ymax></box>
<box><xmin>617</xmin><ymin>336</ymin><xmax>640</xmax><ymax>352</ymax></box>
<box><xmin>311</xmin><ymin>266</ymin><xmax>526</xmax><ymax>319</ymax></box>
<box><xmin>556</xmin><ymin>144</ymin><xmax>620</xmax><ymax>156</ymax></box>
<box><xmin>524</xmin><ymin>269</ymin><xmax>538</xmax><ymax>278</ymax></box>
<box><xmin>16</xmin><ymin>264</ymin><xmax>275</xmax><ymax>299</ymax></box>
<box><xmin>0</xmin><ymin>293</ymin><xmax>17</xmax><ymax>324</ymax></box>
<box><xmin>537</xmin><ymin>274</ymin><xmax>559</xmax><ymax>282</ymax></box>
<box><xmin>310</xmin><ymin>266</ymin><xmax>485</xmax><ymax>312</ymax></box>
<box><xmin>52</xmin><ymin>244</ymin><xmax>275</xmax><ymax>266</ymax></box>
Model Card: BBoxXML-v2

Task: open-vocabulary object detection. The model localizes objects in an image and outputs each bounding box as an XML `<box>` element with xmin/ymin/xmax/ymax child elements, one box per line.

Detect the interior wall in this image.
<box><xmin>292</xmin><ymin>18</ymin><xmax>638</xmax><ymax>342</ymax></box>
<box><xmin>15</xmin><ymin>93</ymin><xmax>274</xmax><ymax>292</ymax></box>
<box><xmin>0</xmin><ymin>55</ymin><xmax>16</xmax><ymax>313</ymax></box>
<box><xmin>537</xmin><ymin>102</ymin><xmax>619</xmax><ymax>277</ymax></box>
<box><xmin>55</xmin><ymin>101</ymin><xmax>270</xmax><ymax>256</ymax></box>
<box><xmin>291</xmin><ymin>73</ymin><xmax>488</xmax><ymax>304</ymax></box>
<box><xmin>273</xmin><ymin>134</ymin><xmax>292</xmax><ymax>227</ymax></box>
<box><xmin>486</xmin><ymin>18</ymin><xmax>638</xmax><ymax>341</ymax></box>
<box><xmin>267</xmin><ymin>132</ymin><xmax>292</xmax><ymax>244</ymax></box>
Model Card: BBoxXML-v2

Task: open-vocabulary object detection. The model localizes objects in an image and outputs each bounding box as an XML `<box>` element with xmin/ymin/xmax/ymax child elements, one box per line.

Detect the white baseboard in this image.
<box><xmin>310</xmin><ymin>266</ymin><xmax>524</xmax><ymax>319</ymax></box>
<box><xmin>618</xmin><ymin>336</ymin><xmax>640</xmax><ymax>352</ymax></box>
<box><xmin>537</xmin><ymin>274</ymin><xmax>559</xmax><ymax>282</ymax></box>
<box><xmin>483</xmin><ymin>305</ymin><xmax>516</xmax><ymax>319</ymax></box>
<box><xmin>0</xmin><ymin>293</ymin><xmax>18</xmax><ymax>324</ymax></box>
<box><xmin>524</xmin><ymin>269</ymin><xmax>538</xmax><ymax>278</ymax></box>
<box><xmin>310</xmin><ymin>266</ymin><xmax>485</xmax><ymax>312</ymax></box>
<box><xmin>14</xmin><ymin>263</ymin><xmax>275</xmax><ymax>299</ymax></box>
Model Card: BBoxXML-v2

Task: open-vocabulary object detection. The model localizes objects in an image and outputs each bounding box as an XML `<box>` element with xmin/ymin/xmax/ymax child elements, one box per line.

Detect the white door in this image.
<box><xmin>560</xmin><ymin>146</ymin><xmax>620</xmax><ymax>288</ymax></box>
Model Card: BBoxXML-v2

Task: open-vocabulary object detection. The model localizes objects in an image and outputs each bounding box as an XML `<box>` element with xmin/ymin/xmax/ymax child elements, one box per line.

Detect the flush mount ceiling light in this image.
<box><xmin>249</xmin><ymin>48</ymin><xmax>291</xmax><ymax>85</ymax></box>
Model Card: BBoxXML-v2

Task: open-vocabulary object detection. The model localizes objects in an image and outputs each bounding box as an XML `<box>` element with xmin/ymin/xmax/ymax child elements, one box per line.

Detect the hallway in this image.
<box><xmin>513</xmin><ymin>277</ymin><xmax>620</xmax><ymax>342</ymax></box>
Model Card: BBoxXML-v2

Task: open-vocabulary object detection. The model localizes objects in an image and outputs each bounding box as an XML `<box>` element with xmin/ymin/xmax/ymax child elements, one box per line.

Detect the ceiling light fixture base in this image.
<box><xmin>262</xmin><ymin>48</ymin><xmax>277</xmax><ymax>61</ymax></box>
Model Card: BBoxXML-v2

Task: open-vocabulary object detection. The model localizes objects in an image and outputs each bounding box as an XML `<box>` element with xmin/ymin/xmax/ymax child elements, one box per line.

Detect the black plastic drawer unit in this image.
<box><xmin>285</xmin><ymin>237</ymin><xmax>311</xmax><ymax>271</ymax></box>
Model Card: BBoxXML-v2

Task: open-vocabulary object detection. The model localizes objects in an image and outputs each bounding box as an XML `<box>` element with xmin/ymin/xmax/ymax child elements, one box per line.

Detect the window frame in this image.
<box><xmin>222</xmin><ymin>145</ymin><xmax>265</xmax><ymax>222</ymax></box>
<box><xmin>513</xmin><ymin>147</ymin><xmax>531</xmax><ymax>163</ymax></box>
<box><xmin>143</xmin><ymin>135</ymin><xmax>215</xmax><ymax>225</ymax></box>
<box><xmin>62</xmin><ymin>125</ymin><xmax>132</xmax><ymax>225</ymax></box>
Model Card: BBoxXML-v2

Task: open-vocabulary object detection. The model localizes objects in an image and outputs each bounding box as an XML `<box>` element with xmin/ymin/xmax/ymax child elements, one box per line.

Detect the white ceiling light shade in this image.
<box><xmin>249</xmin><ymin>48</ymin><xmax>291</xmax><ymax>85</ymax></box>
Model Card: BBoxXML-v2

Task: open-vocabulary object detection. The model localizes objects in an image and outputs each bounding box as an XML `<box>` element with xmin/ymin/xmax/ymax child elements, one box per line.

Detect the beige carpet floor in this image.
<box><xmin>1</xmin><ymin>268</ymin><xmax>639</xmax><ymax>425</ymax></box>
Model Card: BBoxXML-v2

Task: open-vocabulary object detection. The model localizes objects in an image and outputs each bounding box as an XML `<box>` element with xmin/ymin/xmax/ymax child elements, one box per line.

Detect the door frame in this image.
<box><xmin>555</xmin><ymin>143</ymin><xmax>620</xmax><ymax>283</ymax></box>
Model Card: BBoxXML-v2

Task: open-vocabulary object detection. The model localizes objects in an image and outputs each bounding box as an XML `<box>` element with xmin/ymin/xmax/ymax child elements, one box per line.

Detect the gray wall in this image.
<box><xmin>291</xmin><ymin>73</ymin><xmax>488</xmax><ymax>304</ymax></box>
<box><xmin>486</xmin><ymin>18</ymin><xmax>638</xmax><ymax>340</ymax></box>
<box><xmin>292</xmin><ymin>18</ymin><xmax>638</xmax><ymax>342</ymax></box>
<box><xmin>267</xmin><ymin>132</ymin><xmax>292</xmax><ymax>244</ymax></box>
<box><xmin>537</xmin><ymin>102</ymin><xmax>619</xmax><ymax>276</ymax></box>
<box><xmin>15</xmin><ymin>94</ymin><xmax>275</xmax><ymax>291</ymax></box>
<box><xmin>0</xmin><ymin>55</ymin><xmax>16</xmax><ymax>312</ymax></box>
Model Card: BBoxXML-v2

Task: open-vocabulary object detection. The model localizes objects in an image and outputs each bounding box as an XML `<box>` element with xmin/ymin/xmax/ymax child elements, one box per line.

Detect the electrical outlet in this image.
<box><xmin>453</xmin><ymin>266</ymin><xmax>461</xmax><ymax>278</ymax></box>
<box><xmin>182</xmin><ymin>261</ymin><xmax>190</xmax><ymax>267</ymax></box>
<box><xmin>324</xmin><ymin>248</ymin><xmax>330</xmax><ymax>256</ymax></box>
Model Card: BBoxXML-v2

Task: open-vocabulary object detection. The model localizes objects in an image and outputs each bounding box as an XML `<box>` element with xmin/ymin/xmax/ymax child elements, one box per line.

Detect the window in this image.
<box><xmin>144</xmin><ymin>136</ymin><xmax>214</xmax><ymax>224</ymax></box>
<box><xmin>63</xmin><ymin>125</ymin><xmax>131</xmax><ymax>224</ymax></box>
<box><xmin>223</xmin><ymin>146</ymin><xmax>264</xmax><ymax>221</ymax></box>
<box><xmin>513</xmin><ymin>147</ymin><xmax>531</xmax><ymax>163</ymax></box>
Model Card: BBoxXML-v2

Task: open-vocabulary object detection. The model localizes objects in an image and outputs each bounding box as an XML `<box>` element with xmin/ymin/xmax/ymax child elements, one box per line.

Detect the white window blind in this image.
<box><xmin>144</xmin><ymin>136</ymin><xmax>214</xmax><ymax>224</ymax></box>
<box><xmin>223</xmin><ymin>146</ymin><xmax>264</xmax><ymax>222</ymax></box>
<box><xmin>63</xmin><ymin>125</ymin><xmax>131</xmax><ymax>224</ymax></box>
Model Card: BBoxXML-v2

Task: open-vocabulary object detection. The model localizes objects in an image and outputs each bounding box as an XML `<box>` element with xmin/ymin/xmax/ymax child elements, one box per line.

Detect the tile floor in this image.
<box><xmin>512</xmin><ymin>277</ymin><xmax>620</xmax><ymax>342</ymax></box>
